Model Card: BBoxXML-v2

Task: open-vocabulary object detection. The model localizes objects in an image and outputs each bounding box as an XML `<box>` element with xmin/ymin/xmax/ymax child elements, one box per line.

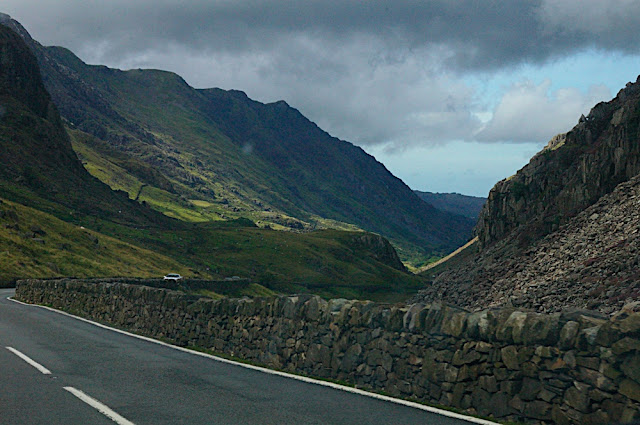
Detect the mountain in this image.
<box><xmin>0</xmin><ymin>22</ymin><xmax>164</xmax><ymax>228</ymax></box>
<box><xmin>0</xmin><ymin>16</ymin><xmax>473</xmax><ymax>265</ymax></box>
<box><xmin>0</xmin><ymin>22</ymin><xmax>188</xmax><ymax>281</ymax></box>
<box><xmin>0</xmin><ymin>20</ymin><xmax>425</xmax><ymax>300</ymax></box>
<box><xmin>413</xmin><ymin>76</ymin><xmax>640</xmax><ymax>314</ymax></box>
<box><xmin>475</xmin><ymin>79</ymin><xmax>640</xmax><ymax>249</ymax></box>
<box><xmin>414</xmin><ymin>191</ymin><xmax>485</xmax><ymax>220</ymax></box>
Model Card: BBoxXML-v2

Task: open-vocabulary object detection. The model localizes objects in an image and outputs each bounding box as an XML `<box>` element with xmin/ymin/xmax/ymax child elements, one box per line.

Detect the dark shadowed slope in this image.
<box><xmin>0</xmin><ymin>23</ymin><xmax>165</xmax><ymax>228</ymax></box>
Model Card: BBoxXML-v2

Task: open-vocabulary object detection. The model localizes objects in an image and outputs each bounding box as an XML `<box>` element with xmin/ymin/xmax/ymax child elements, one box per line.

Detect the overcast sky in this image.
<box><xmin>4</xmin><ymin>1</ymin><xmax>640</xmax><ymax>196</ymax></box>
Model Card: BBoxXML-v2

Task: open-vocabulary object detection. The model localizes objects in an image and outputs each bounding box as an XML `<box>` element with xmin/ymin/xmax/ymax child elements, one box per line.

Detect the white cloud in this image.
<box><xmin>476</xmin><ymin>80</ymin><xmax>611</xmax><ymax>143</ymax></box>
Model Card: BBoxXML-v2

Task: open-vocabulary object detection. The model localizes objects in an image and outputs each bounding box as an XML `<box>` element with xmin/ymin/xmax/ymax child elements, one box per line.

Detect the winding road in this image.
<box><xmin>0</xmin><ymin>288</ymin><xmax>495</xmax><ymax>425</ymax></box>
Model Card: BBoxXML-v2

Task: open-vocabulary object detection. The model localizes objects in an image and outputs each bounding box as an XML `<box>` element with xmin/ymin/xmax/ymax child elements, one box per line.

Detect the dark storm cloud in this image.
<box><xmin>3</xmin><ymin>0</ymin><xmax>639</xmax><ymax>148</ymax></box>
<box><xmin>9</xmin><ymin>0</ymin><xmax>640</xmax><ymax>71</ymax></box>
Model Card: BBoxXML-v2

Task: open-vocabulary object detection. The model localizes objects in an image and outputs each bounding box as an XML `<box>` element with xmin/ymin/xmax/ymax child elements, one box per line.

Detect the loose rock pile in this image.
<box><xmin>415</xmin><ymin>174</ymin><xmax>640</xmax><ymax>315</ymax></box>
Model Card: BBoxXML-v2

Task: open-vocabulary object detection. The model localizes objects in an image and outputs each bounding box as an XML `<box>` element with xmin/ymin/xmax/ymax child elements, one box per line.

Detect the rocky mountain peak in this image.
<box><xmin>0</xmin><ymin>13</ymin><xmax>37</xmax><ymax>45</ymax></box>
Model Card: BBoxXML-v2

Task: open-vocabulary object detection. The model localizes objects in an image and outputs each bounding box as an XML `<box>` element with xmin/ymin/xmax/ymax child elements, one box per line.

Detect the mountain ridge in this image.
<box><xmin>414</xmin><ymin>191</ymin><xmax>486</xmax><ymax>220</ymax></box>
<box><xmin>0</xmin><ymin>15</ymin><xmax>473</xmax><ymax>264</ymax></box>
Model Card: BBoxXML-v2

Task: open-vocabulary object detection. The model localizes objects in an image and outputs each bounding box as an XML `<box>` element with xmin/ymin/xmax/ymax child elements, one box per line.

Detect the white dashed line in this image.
<box><xmin>6</xmin><ymin>346</ymin><xmax>52</xmax><ymax>375</ymax></box>
<box><xmin>64</xmin><ymin>386</ymin><xmax>135</xmax><ymax>425</ymax></box>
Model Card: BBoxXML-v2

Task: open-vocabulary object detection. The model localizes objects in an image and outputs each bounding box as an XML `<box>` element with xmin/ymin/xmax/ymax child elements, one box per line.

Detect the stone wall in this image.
<box><xmin>16</xmin><ymin>279</ymin><xmax>640</xmax><ymax>424</ymax></box>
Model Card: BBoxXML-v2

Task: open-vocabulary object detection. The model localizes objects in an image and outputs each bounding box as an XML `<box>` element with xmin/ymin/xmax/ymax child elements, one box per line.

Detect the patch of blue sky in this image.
<box><xmin>367</xmin><ymin>141</ymin><xmax>542</xmax><ymax>197</ymax></box>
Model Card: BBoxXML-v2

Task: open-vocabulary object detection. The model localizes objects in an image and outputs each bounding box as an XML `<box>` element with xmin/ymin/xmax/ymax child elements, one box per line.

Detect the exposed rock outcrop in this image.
<box><xmin>350</xmin><ymin>232</ymin><xmax>406</xmax><ymax>271</ymax></box>
<box><xmin>477</xmin><ymin>77</ymin><xmax>640</xmax><ymax>248</ymax></box>
<box><xmin>415</xmin><ymin>76</ymin><xmax>640</xmax><ymax>314</ymax></box>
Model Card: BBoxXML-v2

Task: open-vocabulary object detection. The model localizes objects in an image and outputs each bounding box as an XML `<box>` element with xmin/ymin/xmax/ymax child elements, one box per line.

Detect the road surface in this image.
<box><xmin>0</xmin><ymin>288</ymin><xmax>493</xmax><ymax>424</ymax></box>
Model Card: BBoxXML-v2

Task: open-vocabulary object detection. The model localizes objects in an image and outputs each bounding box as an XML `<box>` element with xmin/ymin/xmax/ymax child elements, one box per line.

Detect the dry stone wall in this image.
<box><xmin>16</xmin><ymin>279</ymin><xmax>640</xmax><ymax>424</ymax></box>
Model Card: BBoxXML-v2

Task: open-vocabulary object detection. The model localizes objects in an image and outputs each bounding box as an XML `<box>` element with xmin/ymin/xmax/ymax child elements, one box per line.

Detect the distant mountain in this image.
<box><xmin>414</xmin><ymin>76</ymin><xmax>640</xmax><ymax>314</ymax></box>
<box><xmin>0</xmin><ymin>19</ymin><xmax>426</xmax><ymax>300</ymax></box>
<box><xmin>1</xmin><ymin>16</ymin><xmax>473</xmax><ymax>264</ymax></box>
<box><xmin>414</xmin><ymin>191</ymin><xmax>485</xmax><ymax>221</ymax></box>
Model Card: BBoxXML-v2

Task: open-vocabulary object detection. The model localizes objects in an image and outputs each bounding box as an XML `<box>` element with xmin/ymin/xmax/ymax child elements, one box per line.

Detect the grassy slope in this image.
<box><xmin>0</xmin><ymin>197</ymin><xmax>192</xmax><ymax>284</ymax></box>
<box><xmin>101</xmin><ymin>219</ymin><xmax>426</xmax><ymax>302</ymax></box>
<box><xmin>0</xmin><ymin>180</ymin><xmax>424</xmax><ymax>301</ymax></box>
<box><xmin>418</xmin><ymin>237</ymin><xmax>480</xmax><ymax>281</ymax></box>
<box><xmin>418</xmin><ymin>237</ymin><xmax>479</xmax><ymax>275</ymax></box>
<box><xmin>0</xmin><ymin>197</ymin><xmax>279</xmax><ymax>298</ymax></box>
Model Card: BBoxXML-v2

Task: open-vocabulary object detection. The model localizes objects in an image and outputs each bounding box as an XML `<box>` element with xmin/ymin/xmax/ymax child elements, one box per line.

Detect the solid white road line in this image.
<box><xmin>6</xmin><ymin>346</ymin><xmax>52</xmax><ymax>375</ymax></box>
<box><xmin>8</xmin><ymin>296</ymin><xmax>499</xmax><ymax>425</ymax></box>
<box><xmin>64</xmin><ymin>387</ymin><xmax>135</xmax><ymax>425</ymax></box>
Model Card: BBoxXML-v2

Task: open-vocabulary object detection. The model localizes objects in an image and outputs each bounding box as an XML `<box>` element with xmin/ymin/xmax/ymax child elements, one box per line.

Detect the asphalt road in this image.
<box><xmin>0</xmin><ymin>288</ymin><xmax>491</xmax><ymax>425</ymax></box>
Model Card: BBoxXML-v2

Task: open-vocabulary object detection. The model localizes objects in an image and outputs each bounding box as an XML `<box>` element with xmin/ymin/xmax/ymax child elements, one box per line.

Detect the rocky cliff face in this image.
<box><xmin>0</xmin><ymin>23</ymin><xmax>52</xmax><ymax>120</ymax></box>
<box><xmin>414</xmin><ymin>76</ymin><xmax>640</xmax><ymax>314</ymax></box>
<box><xmin>0</xmin><ymin>24</ymin><xmax>84</xmax><ymax>185</ymax></box>
<box><xmin>477</xmin><ymin>77</ymin><xmax>640</xmax><ymax>248</ymax></box>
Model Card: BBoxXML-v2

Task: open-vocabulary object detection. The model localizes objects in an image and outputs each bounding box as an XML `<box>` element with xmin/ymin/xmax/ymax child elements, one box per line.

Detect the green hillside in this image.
<box><xmin>0</xmin><ymin>22</ymin><xmax>425</xmax><ymax>301</ymax></box>
<box><xmin>106</xmin><ymin>221</ymin><xmax>427</xmax><ymax>302</ymax></box>
<box><xmin>0</xmin><ymin>195</ymin><xmax>422</xmax><ymax>300</ymax></box>
<box><xmin>2</xmin><ymin>17</ymin><xmax>473</xmax><ymax>266</ymax></box>
<box><xmin>0</xmin><ymin>197</ymin><xmax>192</xmax><ymax>285</ymax></box>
